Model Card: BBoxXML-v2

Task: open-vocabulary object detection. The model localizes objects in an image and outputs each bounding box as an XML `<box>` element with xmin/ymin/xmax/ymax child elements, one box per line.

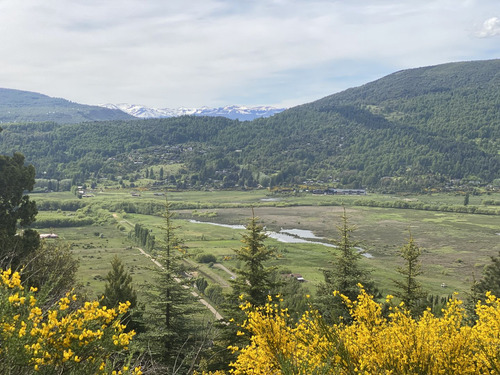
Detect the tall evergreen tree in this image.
<box><xmin>316</xmin><ymin>208</ymin><xmax>376</xmax><ymax>323</ymax></box>
<box><xmin>202</xmin><ymin>209</ymin><xmax>278</xmax><ymax>372</ymax></box>
<box><xmin>140</xmin><ymin>198</ymin><xmax>204</xmax><ymax>372</ymax></box>
<box><xmin>102</xmin><ymin>255</ymin><xmax>142</xmax><ymax>332</ymax></box>
<box><xmin>231</xmin><ymin>209</ymin><xmax>278</xmax><ymax>306</ymax></box>
<box><xmin>473</xmin><ymin>251</ymin><xmax>500</xmax><ymax>299</ymax></box>
<box><xmin>102</xmin><ymin>255</ymin><xmax>138</xmax><ymax>309</ymax></box>
<box><xmin>392</xmin><ymin>234</ymin><xmax>427</xmax><ymax>317</ymax></box>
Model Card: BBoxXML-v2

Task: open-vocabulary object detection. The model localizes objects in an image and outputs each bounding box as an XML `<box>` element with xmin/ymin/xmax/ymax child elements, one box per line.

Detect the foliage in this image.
<box><xmin>392</xmin><ymin>234</ymin><xmax>428</xmax><ymax>317</ymax></box>
<box><xmin>21</xmin><ymin>240</ymin><xmax>79</xmax><ymax>301</ymax></box>
<box><xmin>316</xmin><ymin>208</ymin><xmax>376</xmax><ymax>323</ymax></box>
<box><xmin>103</xmin><ymin>256</ymin><xmax>138</xmax><ymax>310</ymax></box>
<box><xmin>131</xmin><ymin>224</ymin><xmax>155</xmax><ymax>251</ymax></box>
<box><xmin>0</xmin><ymin>151</ymin><xmax>39</xmax><ymax>268</ymax></box>
<box><xmin>0</xmin><ymin>88</ymin><xmax>132</xmax><ymax>124</ymax></box>
<box><xmin>196</xmin><ymin>253</ymin><xmax>217</xmax><ymax>264</ymax></box>
<box><xmin>230</xmin><ymin>210</ymin><xmax>278</xmax><ymax>307</ymax></box>
<box><xmin>0</xmin><ymin>268</ymin><xmax>141</xmax><ymax>374</ymax></box>
<box><xmin>1</xmin><ymin>60</ymin><xmax>499</xmax><ymax>190</ymax></box>
<box><xmin>203</xmin><ymin>210</ymin><xmax>278</xmax><ymax>372</ymax></box>
<box><xmin>214</xmin><ymin>287</ymin><xmax>500</xmax><ymax>374</ymax></box>
<box><xmin>140</xmin><ymin>199</ymin><xmax>205</xmax><ymax>372</ymax></box>
<box><xmin>102</xmin><ymin>256</ymin><xmax>142</xmax><ymax>334</ymax></box>
<box><xmin>473</xmin><ymin>251</ymin><xmax>500</xmax><ymax>301</ymax></box>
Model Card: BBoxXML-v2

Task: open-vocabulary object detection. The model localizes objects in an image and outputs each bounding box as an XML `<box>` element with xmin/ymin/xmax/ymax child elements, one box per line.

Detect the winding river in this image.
<box><xmin>188</xmin><ymin>220</ymin><xmax>373</xmax><ymax>258</ymax></box>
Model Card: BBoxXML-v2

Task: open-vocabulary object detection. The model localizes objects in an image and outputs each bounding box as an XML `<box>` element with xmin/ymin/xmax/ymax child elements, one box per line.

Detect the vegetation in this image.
<box><xmin>230</xmin><ymin>210</ymin><xmax>278</xmax><ymax>307</ymax></box>
<box><xmin>0</xmin><ymin>148</ymin><xmax>39</xmax><ymax>268</ymax></box>
<box><xmin>0</xmin><ymin>268</ymin><xmax>140</xmax><ymax>374</ymax></box>
<box><xmin>221</xmin><ymin>287</ymin><xmax>500</xmax><ymax>374</ymax></box>
<box><xmin>0</xmin><ymin>88</ymin><xmax>133</xmax><ymax>124</ymax></box>
<box><xmin>392</xmin><ymin>234</ymin><xmax>428</xmax><ymax>317</ymax></box>
<box><xmin>0</xmin><ymin>60</ymin><xmax>498</xmax><ymax>191</ymax></box>
<box><xmin>139</xmin><ymin>200</ymin><xmax>205</xmax><ymax>372</ymax></box>
<box><xmin>473</xmin><ymin>251</ymin><xmax>500</xmax><ymax>300</ymax></box>
<box><xmin>102</xmin><ymin>256</ymin><xmax>140</xmax><ymax>331</ymax></box>
<box><xmin>316</xmin><ymin>208</ymin><xmax>376</xmax><ymax>323</ymax></box>
<box><xmin>1</xmin><ymin>59</ymin><xmax>500</xmax><ymax>373</ymax></box>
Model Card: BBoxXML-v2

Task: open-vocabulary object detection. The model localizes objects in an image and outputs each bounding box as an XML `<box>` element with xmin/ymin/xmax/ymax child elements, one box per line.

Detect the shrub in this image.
<box><xmin>196</xmin><ymin>253</ymin><xmax>217</xmax><ymax>264</ymax></box>
<box><xmin>222</xmin><ymin>288</ymin><xmax>500</xmax><ymax>374</ymax></box>
<box><xmin>0</xmin><ymin>269</ymin><xmax>142</xmax><ymax>374</ymax></box>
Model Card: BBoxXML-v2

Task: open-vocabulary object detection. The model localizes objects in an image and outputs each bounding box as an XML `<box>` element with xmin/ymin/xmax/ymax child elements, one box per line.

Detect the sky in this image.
<box><xmin>0</xmin><ymin>0</ymin><xmax>498</xmax><ymax>109</ymax></box>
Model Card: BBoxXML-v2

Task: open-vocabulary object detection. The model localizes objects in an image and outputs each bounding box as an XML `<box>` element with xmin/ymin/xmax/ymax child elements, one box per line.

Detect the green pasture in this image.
<box><xmin>35</xmin><ymin>221</ymin><xmax>155</xmax><ymax>299</ymax></box>
<box><xmin>30</xmin><ymin>189</ymin><xmax>500</xmax><ymax>301</ymax></box>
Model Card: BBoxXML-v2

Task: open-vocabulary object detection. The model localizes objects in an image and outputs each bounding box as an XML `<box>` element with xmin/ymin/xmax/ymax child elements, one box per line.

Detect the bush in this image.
<box><xmin>225</xmin><ymin>288</ymin><xmax>500</xmax><ymax>374</ymax></box>
<box><xmin>196</xmin><ymin>253</ymin><xmax>217</xmax><ymax>264</ymax></box>
<box><xmin>0</xmin><ymin>269</ymin><xmax>141</xmax><ymax>374</ymax></box>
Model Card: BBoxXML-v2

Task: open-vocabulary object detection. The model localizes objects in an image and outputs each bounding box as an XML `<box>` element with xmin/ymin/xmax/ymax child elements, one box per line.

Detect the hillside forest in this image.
<box><xmin>0</xmin><ymin>59</ymin><xmax>499</xmax><ymax>193</ymax></box>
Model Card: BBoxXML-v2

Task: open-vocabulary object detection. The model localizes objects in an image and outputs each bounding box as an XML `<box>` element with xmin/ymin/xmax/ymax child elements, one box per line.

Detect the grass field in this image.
<box><xmin>32</xmin><ymin>189</ymin><xmax>500</xmax><ymax>302</ymax></box>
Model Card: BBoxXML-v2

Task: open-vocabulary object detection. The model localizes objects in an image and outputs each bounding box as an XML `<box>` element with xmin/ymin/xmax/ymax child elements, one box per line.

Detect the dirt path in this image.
<box><xmin>135</xmin><ymin>247</ymin><xmax>223</xmax><ymax>320</ymax></box>
<box><xmin>213</xmin><ymin>263</ymin><xmax>237</xmax><ymax>279</ymax></box>
<box><xmin>112</xmin><ymin>213</ymin><xmax>223</xmax><ymax>320</ymax></box>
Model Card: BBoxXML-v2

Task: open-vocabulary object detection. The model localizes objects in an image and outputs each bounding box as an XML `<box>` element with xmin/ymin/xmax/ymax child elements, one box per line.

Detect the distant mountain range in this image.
<box><xmin>99</xmin><ymin>103</ymin><xmax>285</xmax><ymax>121</ymax></box>
<box><xmin>0</xmin><ymin>87</ymin><xmax>284</xmax><ymax>123</ymax></box>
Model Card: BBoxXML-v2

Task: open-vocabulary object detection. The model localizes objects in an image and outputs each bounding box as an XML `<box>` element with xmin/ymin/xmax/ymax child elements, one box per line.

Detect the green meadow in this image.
<box><xmin>32</xmin><ymin>189</ymin><xmax>500</xmax><ymax>303</ymax></box>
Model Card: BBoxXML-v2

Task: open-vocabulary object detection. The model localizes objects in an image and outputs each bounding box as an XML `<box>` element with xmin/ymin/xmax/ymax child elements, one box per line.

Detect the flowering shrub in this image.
<box><xmin>0</xmin><ymin>269</ymin><xmax>142</xmax><ymax>374</ymax></box>
<box><xmin>221</xmin><ymin>287</ymin><xmax>500</xmax><ymax>374</ymax></box>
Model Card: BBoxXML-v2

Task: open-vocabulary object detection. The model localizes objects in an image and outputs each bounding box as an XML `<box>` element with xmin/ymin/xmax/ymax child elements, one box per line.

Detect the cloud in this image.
<box><xmin>0</xmin><ymin>0</ymin><xmax>499</xmax><ymax>108</ymax></box>
<box><xmin>476</xmin><ymin>17</ymin><xmax>500</xmax><ymax>37</ymax></box>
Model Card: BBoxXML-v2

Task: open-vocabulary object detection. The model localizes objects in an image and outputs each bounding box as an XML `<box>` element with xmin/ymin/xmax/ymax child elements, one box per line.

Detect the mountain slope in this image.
<box><xmin>0</xmin><ymin>88</ymin><xmax>134</xmax><ymax>124</ymax></box>
<box><xmin>0</xmin><ymin>59</ymin><xmax>498</xmax><ymax>191</ymax></box>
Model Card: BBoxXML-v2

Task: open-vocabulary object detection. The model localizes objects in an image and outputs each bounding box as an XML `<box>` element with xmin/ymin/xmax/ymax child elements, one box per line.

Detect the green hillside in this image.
<box><xmin>0</xmin><ymin>60</ymin><xmax>498</xmax><ymax>191</ymax></box>
<box><xmin>0</xmin><ymin>88</ymin><xmax>134</xmax><ymax>123</ymax></box>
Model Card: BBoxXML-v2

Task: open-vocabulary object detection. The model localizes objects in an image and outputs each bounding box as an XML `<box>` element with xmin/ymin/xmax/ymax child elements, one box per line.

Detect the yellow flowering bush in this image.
<box><xmin>0</xmin><ymin>269</ymin><xmax>142</xmax><ymax>374</ymax></box>
<box><xmin>224</xmin><ymin>287</ymin><xmax>500</xmax><ymax>374</ymax></box>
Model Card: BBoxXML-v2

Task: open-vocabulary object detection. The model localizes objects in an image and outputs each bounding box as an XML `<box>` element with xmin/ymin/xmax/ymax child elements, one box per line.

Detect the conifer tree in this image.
<box><xmin>202</xmin><ymin>209</ymin><xmax>278</xmax><ymax>372</ymax></box>
<box><xmin>102</xmin><ymin>255</ymin><xmax>143</xmax><ymax>333</ymax></box>
<box><xmin>141</xmin><ymin>198</ymin><xmax>204</xmax><ymax>372</ymax></box>
<box><xmin>316</xmin><ymin>207</ymin><xmax>376</xmax><ymax>323</ymax></box>
<box><xmin>102</xmin><ymin>255</ymin><xmax>137</xmax><ymax>310</ymax></box>
<box><xmin>473</xmin><ymin>251</ymin><xmax>500</xmax><ymax>299</ymax></box>
<box><xmin>231</xmin><ymin>209</ymin><xmax>278</xmax><ymax>306</ymax></box>
<box><xmin>392</xmin><ymin>234</ymin><xmax>427</xmax><ymax>317</ymax></box>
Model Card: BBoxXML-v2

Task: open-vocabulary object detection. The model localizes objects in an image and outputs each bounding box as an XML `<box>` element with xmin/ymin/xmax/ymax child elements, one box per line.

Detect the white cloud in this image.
<box><xmin>476</xmin><ymin>17</ymin><xmax>500</xmax><ymax>37</ymax></box>
<box><xmin>0</xmin><ymin>0</ymin><xmax>498</xmax><ymax>108</ymax></box>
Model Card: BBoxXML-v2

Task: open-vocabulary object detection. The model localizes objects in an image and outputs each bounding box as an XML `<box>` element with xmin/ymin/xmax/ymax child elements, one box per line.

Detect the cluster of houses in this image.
<box><xmin>311</xmin><ymin>188</ymin><xmax>366</xmax><ymax>195</ymax></box>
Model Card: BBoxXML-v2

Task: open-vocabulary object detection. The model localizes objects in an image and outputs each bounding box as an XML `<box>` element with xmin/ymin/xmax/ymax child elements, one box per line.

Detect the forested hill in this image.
<box><xmin>0</xmin><ymin>88</ymin><xmax>134</xmax><ymax>124</ymax></box>
<box><xmin>0</xmin><ymin>59</ymin><xmax>498</xmax><ymax>191</ymax></box>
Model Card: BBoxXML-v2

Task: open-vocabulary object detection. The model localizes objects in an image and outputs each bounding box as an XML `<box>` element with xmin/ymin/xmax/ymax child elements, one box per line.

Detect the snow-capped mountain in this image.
<box><xmin>100</xmin><ymin>103</ymin><xmax>285</xmax><ymax>121</ymax></box>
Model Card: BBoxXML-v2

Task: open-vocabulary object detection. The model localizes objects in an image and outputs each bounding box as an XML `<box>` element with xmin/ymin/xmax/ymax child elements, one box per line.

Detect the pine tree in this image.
<box><xmin>202</xmin><ymin>209</ymin><xmax>278</xmax><ymax>372</ymax></box>
<box><xmin>316</xmin><ymin>207</ymin><xmax>377</xmax><ymax>323</ymax></box>
<box><xmin>392</xmin><ymin>234</ymin><xmax>427</xmax><ymax>317</ymax></box>
<box><xmin>102</xmin><ymin>255</ymin><xmax>141</xmax><ymax>332</ymax></box>
<box><xmin>474</xmin><ymin>251</ymin><xmax>500</xmax><ymax>299</ymax></box>
<box><xmin>141</xmin><ymin>198</ymin><xmax>205</xmax><ymax>372</ymax></box>
<box><xmin>231</xmin><ymin>209</ymin><xmax>278</xmax><ymax>306</ymax></box>
<box><xmin>102</xmin><ymin>255</ymin><xmax>137</xmax><ymax>309</ymax></box>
